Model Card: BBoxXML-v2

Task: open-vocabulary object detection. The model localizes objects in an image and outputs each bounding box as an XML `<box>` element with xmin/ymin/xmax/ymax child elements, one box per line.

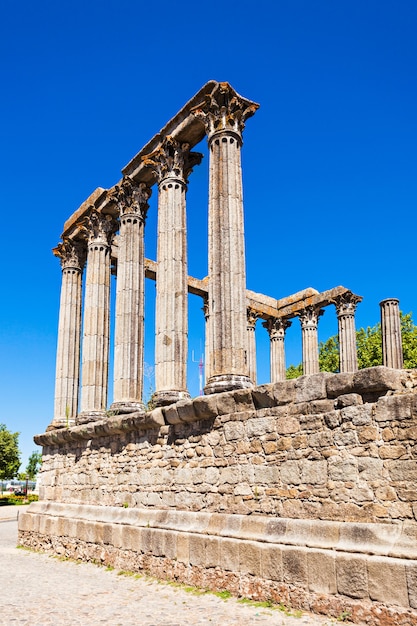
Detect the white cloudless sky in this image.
<box><xmin>0</xmin><ymin>0</ymin><xmax>416</xmax><ymax>469</ymax></box>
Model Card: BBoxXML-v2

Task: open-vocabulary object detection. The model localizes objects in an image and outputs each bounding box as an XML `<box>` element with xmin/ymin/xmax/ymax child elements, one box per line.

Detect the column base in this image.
<box><xmin>152</xmin><ymin>390</ymin><xmax>191</xmax><ymax>408</ymax></box>
<box><xmin>109</xmin><ymin>401</ymin><xmax>146</xmax><ymax>414</ymax></box>
<box><xmin>76</xmin><ymin>411</ymin><xmax>106</xmax><ymax>425</ymax></box>
<box><xmin>46</xmin><ymin>418</ymin><xmax>76</xmax><ymax>431</ymax></box>
<box><xmin>204</xmin><ymin>374</ymin><xmax>253</xmax><ymax>395</ymax></box>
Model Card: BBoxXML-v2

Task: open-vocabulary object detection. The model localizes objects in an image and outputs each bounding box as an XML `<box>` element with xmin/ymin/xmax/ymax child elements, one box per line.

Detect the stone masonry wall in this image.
<box><xmin>19</xmin><ymin>367</ymin><xmax>417</xmax><ymax>625</ymax></box>
<box><xmin>36</xmin><ymin>367</ymin><xmax>417</xmax><ymax>525</ymax></box>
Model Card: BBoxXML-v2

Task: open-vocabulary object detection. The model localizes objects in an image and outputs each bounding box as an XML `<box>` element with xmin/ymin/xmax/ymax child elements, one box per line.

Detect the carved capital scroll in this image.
<box><xmin>82</xmin><ymin>209</ymin><xmax>117</xmax><ymax>246</ymax></box>
<box><xmin>191</xmin><ymin>82</ymin><xmax>259</xmax><ymax>140</ymax></box>
<box><xmin>53</xmin><ymin>238</ymin><xmax>87</xmax><ymax>271</ymax></box>
<box><xmin>111</xmin><ymin>177</ymin><xmax>152</xmax><ymax>220</ymax></box>
<box><xmin>298</xmin><ymin>306</ymin><xmax>325</xmax><ymax>330</ymax></box>
<box><xmin>142</xmin><ymin>136</ymin><xmax>202</xmax><ymax>184</ymax></box>
<box><xmin>333</xmin><ymin>291</ymin><xmax>362</xmax><ymax>318</ymax></box>
<box><xmin>262</xmin><ymin>317</ymin><xmax>292</xmax><ymax>340</ymax></box>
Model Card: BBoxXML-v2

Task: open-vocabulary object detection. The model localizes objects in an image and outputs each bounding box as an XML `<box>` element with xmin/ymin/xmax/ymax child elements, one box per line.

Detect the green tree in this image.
<box><xmin>286</xmin><ymin>363</ymin><xmax>303</xmax><ymax>379</ymax></box>
<box><xmin>26</xmin><ymin>451</ymin><xmax>42</xmax><ymax>480</ymax></box>
<box><xmin>318</xmin><ymin>311</ymin><xmax>417</xmax><ymax>373</ymax></box>
<box><xmin>0</xmin><ymin>424</ymin><xmax>20</xmax><ymax>480</ymax></box>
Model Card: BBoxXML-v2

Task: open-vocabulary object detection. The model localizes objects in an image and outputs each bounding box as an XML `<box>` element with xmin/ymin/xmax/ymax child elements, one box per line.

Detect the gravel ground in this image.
<box><xmin>1</xmin><ymin>509</ymin><xmax>336</xmax><ymax>626</ymax></box>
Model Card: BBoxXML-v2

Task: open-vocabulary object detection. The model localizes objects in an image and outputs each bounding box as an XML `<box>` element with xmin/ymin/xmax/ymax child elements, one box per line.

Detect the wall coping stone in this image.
<box><xmin>35</xmin><ymin>367</ymin><xmax>407</xmax><ymax>447</ymax></box>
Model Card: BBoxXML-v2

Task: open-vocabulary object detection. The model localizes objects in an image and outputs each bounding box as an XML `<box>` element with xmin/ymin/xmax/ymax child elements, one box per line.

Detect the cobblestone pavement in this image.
<box><xmin>0</xmin><ymin>509</ymin><xmax>336</xmax><ymax>626</ymax></box>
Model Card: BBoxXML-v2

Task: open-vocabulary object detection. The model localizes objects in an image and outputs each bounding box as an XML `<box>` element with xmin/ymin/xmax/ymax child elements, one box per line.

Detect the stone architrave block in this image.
<box><xmin>281</xmin><ymin>546</ymin><xmax>308</xmax><ymax>588</ymax></box>
<box><xmin>336</xmin><ymin>554</ymin><xmax>368</xmax><ymax>599</ymax></box>
<box><xmin>307</xmin><ymin>549</ymin><xmax>337</xmax><ymax>594</ymax></box>
<box><xmin>272</xmin><ymin>380</ymin><xmax>296</xmax><ymax>405</ymax></box>
<box><xmin>251</xmin><ymin>384</ymin><xmax>276</xmax><ymax>408</ymax></box>
<box><xmin>295</xmin><ymin>373</ymin><xmax>330</xmax><ymax>403</ymax></box>
<box><xmin>192</xmin><ymin>394</ymin><xmax>219</xmax><ymax>420</ymax></box>
<box><xmin>326</xmin><ymin>373</ymin><xmax>354</xmax><ymax>399</ymax></box>
<box><xmin>176</xmin><ymin>400</ymin><xmax>198</xmax><ymax>423</ymax></box>
<box><xmin>143</xmin><ymin>407</ymin><xmax>165</xmax><ymax>428</ymax></box>
<box><xmin>260</xmin><ymin>544</ymin><xmax>283</xmax><ymax>581</ymax></box>
<box><xmin>367</xmin><ymin>556</ymin><xmax>409</xmax><ymax>607</ymax></box>
<box><xmin>163</xmin><ymin>405</ymin><xmax>182</xmax><ymax>425</ymax></box>
<box><xmin>215</xmin><ymin>391</ymin><xmax>238</xmax><ymax>416</ymax></box>
<box><xmin>352</xmin><ymin>366</ymin><xmax>402</xmax><ymax>395</ymax></box>
<box><xmin>239</xmin><ymin>540</ymin><xmax>262</xmax><ymax>576</ymax></box>
<box><xmin>233</xmin><ymin>388</ymin><xmax>255</xmax><ymax>412</ymax></box>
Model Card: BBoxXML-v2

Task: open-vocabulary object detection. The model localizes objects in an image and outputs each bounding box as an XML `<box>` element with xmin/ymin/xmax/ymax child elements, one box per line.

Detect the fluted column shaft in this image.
<box><xmin>247</xmin><ymin>310</ymin><xmax>258</xmax><ymax>385</ymax></box>
<box><xmin>299</xmin><ymin>307</ymin><xmax>324</xmax><ymax>375</ymax></box>
<box><xmin>192</xmin><ymin>84</ymin><xmax>259</xmax><ymax>394</ymax></box>
<box><xmin>380</xmin><ymin>298</ymin><xmax>403</xmax><ymax>369</ymax></box>
<box><xmin>335</xmin><ymin>293</ymin><xmax>361</xmax><ymax>373</ymax></box>
<box><xmin>79</xmin><ymin>211</ymin><xmax>115</xmax><ymax>421</ymax></box>
<box><xmin>144</xmin><ymin>138</ymin><xmax>202</xmax><ymax>406</ymax></box>
<box><xmin>111</xmin><ymin>180</ymin><xmax>150</xmax><ymax>412</ymax></box>
<box><xmin>263</xmin><ymin>317</ymin><xmax>291</xmax><ymax>382</ymax></box>
<box><xmin>50</xmin><ymin>239</ymin><xmax>86</xmax><ymax>428</ymax></box>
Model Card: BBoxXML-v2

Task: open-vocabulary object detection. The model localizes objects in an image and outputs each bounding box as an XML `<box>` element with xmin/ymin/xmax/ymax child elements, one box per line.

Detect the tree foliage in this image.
<box><xmin>26</xmin><ymin>451</ymin><xmax>42</xmax><ymax>480</ymax></box>
<box><xmin>0</xmin><ymin>424</ymin><xmax>20</xmax><ymax>480</ymax></box>
<box><xmin>288</xmin><ymin>312</ymin><xmax>417</xmax><ymax>377</ymax></box>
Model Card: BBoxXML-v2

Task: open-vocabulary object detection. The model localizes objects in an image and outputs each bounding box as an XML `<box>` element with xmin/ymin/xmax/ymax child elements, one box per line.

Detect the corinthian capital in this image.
<box><xmin>53</xmin><ymin>238</ymin><xmax>87</xmax><ymax>271</ymax></box>
<box><xmin>111</xmin><ymin>177</ymin><xmax>151</xmax><ymax>220</ymax></box>
<box><xmin>191</xmin><ymin>82</ymin><xmax>259</xmax><ymax>139</ymax></box>
<box><xmin>82</xmin><ymin>209</ymin><xmax>117</xmax><ymax>246</ymax></box>
<box><xmin>298</xmin><ymin>306</ymin><xmax>324</xmax><ymax>330</ymax></box>
<box><xmin>262</xmin><ymin>317</ymin><xmax>292</xmax><ymax>340</ymax></box>
<box><xmin>142</xmin><ymin>136</ymin><xmax>202</xmax><ymax>184</ymax></box>
<box><xmin>333</xmin><ymin>292</ymin><xmax>362</xmax><ymax>317</ymax></box>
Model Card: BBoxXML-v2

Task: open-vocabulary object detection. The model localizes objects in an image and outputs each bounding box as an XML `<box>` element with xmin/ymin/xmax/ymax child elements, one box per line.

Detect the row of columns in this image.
<box><xmin>51</xmin><ymin>81</ymin><xmax>404</xmax><ymax>429</ymax></box>
<box><xmin>250</xmin><ymin>296</ymin><xmax>403</xmax><ymax>384</ymax></box>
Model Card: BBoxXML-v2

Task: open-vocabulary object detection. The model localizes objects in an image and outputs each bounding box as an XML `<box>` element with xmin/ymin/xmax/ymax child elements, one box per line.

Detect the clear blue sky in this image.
<box><xmin>1</xmin><ymin>0</ymin><xmax>416</xmax><ymax>471</ymax></box>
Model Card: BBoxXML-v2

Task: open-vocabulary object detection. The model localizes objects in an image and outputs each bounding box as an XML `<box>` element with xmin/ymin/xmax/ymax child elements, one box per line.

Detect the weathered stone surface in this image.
<box><xmin>307</xmin><ymin>549</ymin><xmax>337</xmax><ymax>594</ymax></box>
<box><xmin>295</xmin><ymin>373</ymin><xmax>330</xmax><ymax>403</ymax></box>
<box><xmin>367</xmin><ymin>557</ymin><xmax>409</xmax><ymax>606</ymax></box>
<box><xmin>352</xmin><ymin>366</ymin><xmax>402</xmax><ymax>394</ymax></box>
<box><xmin>336</xmin><ymin>554</ymin><xmax>368</xmax><ymax>598</ymax></box>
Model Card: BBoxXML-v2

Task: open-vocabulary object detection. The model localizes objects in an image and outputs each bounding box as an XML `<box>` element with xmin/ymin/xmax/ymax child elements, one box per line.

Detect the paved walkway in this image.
<box><xmin>0</xmin><ymin>507</ymin><xmax>336</xmax><ymax>626</ymax></box>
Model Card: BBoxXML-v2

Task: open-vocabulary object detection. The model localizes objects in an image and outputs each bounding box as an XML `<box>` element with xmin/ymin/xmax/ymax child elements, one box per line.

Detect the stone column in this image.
<box><xmin>334</xmin><ymin>292</ymin><xmax>361</xmax><ymax>373</ymax></box>
<box><xmin>50</xmin><ymin>238</ymin><xmax>86</xmax><ymax>429</ymax></box>
<box><xmin>143</xmin><ymin>137</ymin><xmax>202</xmax><ymax>406</ymax></box>
<box><xmin>111</xmin><ymin>177</ymin><xmax>151</xmax><ymax>413</ymax></box>
<box><xmin>263</xmin><ymin>317</ymin><xmax>292</xmax><ymax>382</ymax></box>
<box><xmin>203</xmin><ymin>297</ymin><xmax>211</xmax><ymax>385</ymax></box>
<box><xmin>299</xmin><ymin>306</ymin><xmax>324</xmax><ymax>375</ymax></box>
<box><xmin>192</xmin><ymin>83</ymin><xmax>259</xmax><ymax>394</ymax></box>
<box><xmin>79</xmin><ymin>210</ymin><xmax>116</xmax><ymax>422</ymax></box>
<box><xmin>380</xmin><ymin>298</ymin><xmax>403</xmax><ymax>369</ymax></box>
<box><xmin>247</xmin><ymin>309</ymin><xmax>258</xmax><ymax>385</ymax></box>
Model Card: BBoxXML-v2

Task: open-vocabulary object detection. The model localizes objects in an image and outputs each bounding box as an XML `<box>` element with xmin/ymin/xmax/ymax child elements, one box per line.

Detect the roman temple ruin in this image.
<box><xmin>19</xmin><ymin>82</ymin><xmax>417</xmax><ymax>625</ymax></box>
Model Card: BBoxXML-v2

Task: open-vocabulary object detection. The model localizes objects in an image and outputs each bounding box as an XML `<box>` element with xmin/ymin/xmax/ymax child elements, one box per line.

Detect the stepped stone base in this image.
<box><xmin>19</xmin><ymin>503</ymin><xmax>417</xmax><ymax>625</ymax></box>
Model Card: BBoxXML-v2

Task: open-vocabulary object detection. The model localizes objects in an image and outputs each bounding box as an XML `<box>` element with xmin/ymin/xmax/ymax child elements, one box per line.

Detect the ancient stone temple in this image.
<box><xmin>19</xmin><ymin>82</ymin><xmax>417</xmax><ymax>625</ymax></box>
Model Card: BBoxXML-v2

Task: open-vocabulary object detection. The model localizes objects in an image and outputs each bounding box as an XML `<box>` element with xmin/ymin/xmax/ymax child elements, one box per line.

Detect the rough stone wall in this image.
<box><xmin>37</xmin><ymin>367</ymin><xmax>417</xmax><ymax>525</ymax></box>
